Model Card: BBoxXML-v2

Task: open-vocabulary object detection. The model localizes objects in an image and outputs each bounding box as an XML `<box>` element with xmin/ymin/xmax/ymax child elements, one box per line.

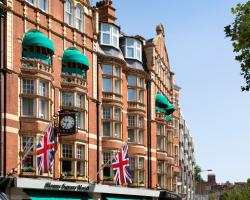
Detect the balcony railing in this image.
<box><xmin>128</xmin><ymin>101</ymin><xmax>145</xmax><ymax>111</ymax></box>
<box><xmin>103</xmin><ymin>92</ymin><xmax>122</xmax><ymax>102</ymax></box>
<box><xmin>21</xmin><ymin>58</ymin><xmax>52</xmax><ymax>74</ymax></box>
<box><xmin>61</xmin><ymin>73</ymin><xmax>87</xmax><ymax>88</ymax></box>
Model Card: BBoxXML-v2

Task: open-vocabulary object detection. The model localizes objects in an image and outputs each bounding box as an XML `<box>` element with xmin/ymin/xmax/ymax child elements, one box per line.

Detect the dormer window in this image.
<box><xmin>100</xmin><ymin>23</ymin><xmax>119</xmax><ymax>48</ymax></box>
<box><xmin>122</xmin><ymin>38</ymin><xmax>142</xmax><ymax>61</ymax></box>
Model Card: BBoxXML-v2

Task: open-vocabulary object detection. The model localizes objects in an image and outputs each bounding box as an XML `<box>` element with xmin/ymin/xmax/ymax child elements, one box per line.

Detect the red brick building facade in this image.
<box><xmin>0</xmin><ymin>0</ymin><xmax>184</xmax><ymax>199</ymax></box>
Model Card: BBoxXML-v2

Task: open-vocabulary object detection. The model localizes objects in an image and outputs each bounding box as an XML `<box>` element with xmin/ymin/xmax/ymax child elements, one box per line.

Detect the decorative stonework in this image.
<box><xmin>6</xmin><ymin>12</ymin><xmax>13</xmax><ymax>70</ymax></box>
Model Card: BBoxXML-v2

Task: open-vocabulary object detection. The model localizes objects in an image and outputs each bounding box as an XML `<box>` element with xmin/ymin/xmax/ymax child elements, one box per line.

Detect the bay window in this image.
<box><xmin>124</xmin><ymin>38</ymin><xmax>142</xmax><ymax>61</ymax></box>
<box><xmin>21</xmin><ymin>136</ymin><xmax>35</xmax><ymax>171</ymax></box>
<box><xmin>100</xmin><ymin>23</ymin><xmax>119</xmax><ymax>48</ymax></box>
<box><xmin>157</xmin><ymin>123</ymin><xmax>165</xmax><ymax>151</ymax></box>
<box><xmin>21</xmin><ymin>78</ymin><xmax>50</xmax><ymax>119</ymax></box>
<box><xmin>102</xmin><ymin>64</ymin><xmax>121</xmax><ymax>95</ymax></box>
<box><xmin>157</xmin><ymin>160</ymin><xmax>167</xmax><ymax>189</ymax></box>
<box><xmin>129</xmin><ymin>156</ymin><xmax>145</xmax><ymax>185</ymax></box>
<box><xmin>103</xmin><ymin>151</ymin><xmax>113</xmax><ymax>179</ymax></box>
<box><xmin>62</xmin><ymin>92</ymin><xmax>73</xmax><ymax>106</ymax></box>
<box><xmin>61</xmin><ymin>143</ymin><xmax>87</xmax><ymax>178</ymax></box>
<box><xmin>127</xmin><ymin>75</ymin><xmax>144</xmax><ymax>103</ymax></box>
<box><xmin>128</xmin><ymin>115</ymin><xmax>144</xmax><ymax>145</ymax></box>
<box><xmin>102</xmin><ymin>106</ymin><xmax>121</xmax><ymax>138</ymax></box>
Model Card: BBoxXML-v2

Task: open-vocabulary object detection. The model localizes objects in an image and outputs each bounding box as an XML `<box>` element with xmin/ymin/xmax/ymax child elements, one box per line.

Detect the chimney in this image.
<box><xmin>207</xmin><ymin>174</ymin><xmax>216</xmax><ymax>185</ymax></box>
<box><xmin>96</xmin><ymin>0</ymin><xmax>116</xmax><ymax>24</ymax></box>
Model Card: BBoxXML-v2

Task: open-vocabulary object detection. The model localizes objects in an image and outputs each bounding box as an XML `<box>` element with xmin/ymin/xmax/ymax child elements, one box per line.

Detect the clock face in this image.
<box><xmin>60</xmin><ymin>115</ymin><xmax>75</xmax><ymax>130</ymax></box>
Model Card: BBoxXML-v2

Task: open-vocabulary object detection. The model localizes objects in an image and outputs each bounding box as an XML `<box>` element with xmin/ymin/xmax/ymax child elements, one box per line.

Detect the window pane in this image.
<box><xmin>114</xmin><ymin>79</ymin><xmax>120</xmax><ymax>94</ymax></box>
<box><xmin>22</xmin><ymin>154</ymin><xmax>34</xmax><ymax>168</ymax></box>
<box><xmin>137</xmin><ymin>78</ymin><xmax>144</xmax><ymax>87</ymax></box>
<box><xmin>77</xmin><ymin>145</ymin><xmax>85</xmax><ymax>160</ymax></box>
<box><xmin>28</xmin><ymin>0</ymin><xmax>34</xmax><ymax>4</ymax></box>
<box><xmin>22</xmin><ymin>97</ymin><xmax>34</xmax><ymax>116</ymax></box>
<box><xmin>39</xmin><ymin>81</ymin><xmax>47</xmax><ymax>96</ymax></box>
<box><xmin>65</xmin><ymin>0</ymin><xmax>73</xmax><ymax>25</ymax></box>
<box><xmin>62</xmin><ymin>160</ymin><xmax>72</xmax><ymax>173</ymax></box>
<box><xmin>103</xmin><ymin>78</ymin><xmax>111</xmax><ymax>92</ymax></box>
<box><xmin>103</xmin><ymin>64</ymin><xmax>112</xmax><ymax>75</ymax></box>
<box><xmin>103</xmin><ymin>152</ymin><xmax>111</xmax><ymax>163</ymax></box>
<box><xmin>75</xmin><ymin>4</ymin><xmax>83</xmax><ymax>31</ymax></box>
<box><xmin>39</xmin><ymin>0</ymin><xmax>47</xmax><ymax>11</ymax></box>
<box><xmin>127</xmin><ymin>48</ymin><xmax>134</xmax><ymax>58</ymax></box>
<box><xmin>103</xmin><ymin>166</ymin><xmax>111</xmax><ymax>177</ymax></box>
<box><xmin>22</xmin><ymin>136</ymin><xmax>34</xmax><ymax>152</ymax></box>
<box><xmin>76</xmin><ymin>112</ymin><xmax>84</xmax><ymax>129</ymax></box>
<box><xmin>138</xmin><ymin>116</ymin><xmax>143</xmax><ymax>128</ymax></box>
<box><xmin>139</xmin><ymin>130</ymin><xmax>143</xmax><ymax>144</ymax></box>
<box><xmin>76</xmin><ymin>94</ymin><xmax>84</xmax><ymax>108</ymax></box>
<box><xmin>23</xmin><ymin>79</ymin><xmax>34</xmax><ymax>94</ymax></box>
<box><xmin>103</xmin><ymin>107</ymin><xmax>111</xmax><ymax>119</ymax></box>
<box><xmin>138</xmin><ymin>90</ymin><xmax>144</xmax><ymax>103</ymax></box>
<box><xmin>128</xmin><ymin>115</ymin><xmax>136</xmax><ymax>127</ymax></box>
<box><xmin>139</xmin><ymin>158</ymin><xmax>144</xmax><ymax>169</ymax></box>
<box><xmin>62</xmin><ymin>144</ymin><xmax>73</xmax><ymax>158</ymax></box>
<box><xmin>62</xmin><ymin>92</ymin><xmax>73</xmax><ymax>106</ymax></box>
<box><xmin>128</xmin><ymin>89</ymin><xmax>136</xmax><ymax>101</ymax></box>
<box><xmin>114</xmin><ymin>123</ymin><xmax>120</xmax><ymax>138</ymax></box>
<box><xmin>130</xmin><ymin>157</ymin><xmax>136</xmax><ymax>169</ymax></box>
<box><xmin>39</xmin><ymin>99</ymin><xmax>47</xmax><ymax>119</ymax></box>
<box><xmin>103</xmin><ymin>122</ymin><xmax>111</xmax><ymax>136</ymax></box>
<box><xmin>128</xmin><ymin>76</ymin><xmax>136</xmax><ymax>86</ymax></box>
<box><xmin>114</xmin><ymin>65</ymin><xmax>120</xmax><ymax>77</ymax></box>
<box><xmin>102</xmin><ymin>33</ymin><xmax>110</xmax><ymax>44</ymax></box>
<box><xmin>113</xmin><ymin>34</ymin><xmax>118</xmax><ymax>47</ymax></box>
<box><xmin>114</xmin><ymin>107</ymin><xmax>121</xmax><ymax>121</ymax></box>
<box><xmin>77</xmin><ymin>161</ymin><xmax>85</xmax><ymax>176</ymax></box>
<box><xmin>128</xmin><ymin>129</ymin><xmax>136</xmax><ymax>142</ymax></box>
<box><xmin>101</xmin><ymin>24</ymin><xmax>110</xmax><ymax>32</ymax></box>
<box><xmin>157</xmin><ymin>137</ymin><xmax>164</xmax><ymax>150</ymax></box>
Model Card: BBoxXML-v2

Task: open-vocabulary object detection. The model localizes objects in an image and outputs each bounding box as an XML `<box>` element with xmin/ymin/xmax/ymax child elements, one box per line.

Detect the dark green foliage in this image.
<box><xmin>194</xmin><ymin>165</ymin><xmax>203</xmax><ymax>184</ymax></box>
<box><xmin>225</xmin><ymin>2</ymin><xmax>250</xmax><ymax>91</ymax></box>
<box><xmin>219</xmin><ymin>186</ymin><xmax>250</xmax><ymax>200</ymax></box>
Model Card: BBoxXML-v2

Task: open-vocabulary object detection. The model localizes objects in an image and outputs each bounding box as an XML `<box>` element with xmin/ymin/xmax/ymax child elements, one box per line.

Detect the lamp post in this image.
<box><xmin>198</xmin><ymin>169</ymin><xmax>212</xmax><ymax>200</ymax></box>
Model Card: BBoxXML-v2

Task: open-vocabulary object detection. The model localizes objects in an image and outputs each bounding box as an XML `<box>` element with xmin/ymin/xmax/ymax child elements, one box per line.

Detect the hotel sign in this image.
<box><xmin>44</xmin><ymin>182</ymin><xmax>89</xmax><ymax>192</ymax></box>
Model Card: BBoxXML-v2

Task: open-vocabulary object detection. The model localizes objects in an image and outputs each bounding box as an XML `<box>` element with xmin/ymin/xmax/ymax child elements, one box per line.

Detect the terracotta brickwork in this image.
<box><xmin>0</xmin><ymin>0</ymin><xmax>191</xmax><ymax>194</ymax></box>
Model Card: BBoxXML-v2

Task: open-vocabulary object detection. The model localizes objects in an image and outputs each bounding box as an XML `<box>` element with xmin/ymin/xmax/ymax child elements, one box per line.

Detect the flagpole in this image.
<box><xmin>7</xmin><ymin>121</ymin><xmax>53</xmax><ymax>176</ymax></box>
<box><xmin>88</xmin><ymin>141</ymin><xmax>128</xmax><ymax>184</ymax></box>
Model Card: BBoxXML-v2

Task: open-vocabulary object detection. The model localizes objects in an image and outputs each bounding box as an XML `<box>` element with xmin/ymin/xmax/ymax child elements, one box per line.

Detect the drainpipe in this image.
<box><xmin>0</xmin><ymin>8</ymin><xmax>3</xmax><ymax>177</ymax></box>
<box><xmin>96</xmin><ymin>62</ymin><xmax>100</xmax><ymax>182</ymax></box>
<box><xmin>146</xmin><ymin>80</ymin><xmax>151</xmax><ymax>189</ymax></box>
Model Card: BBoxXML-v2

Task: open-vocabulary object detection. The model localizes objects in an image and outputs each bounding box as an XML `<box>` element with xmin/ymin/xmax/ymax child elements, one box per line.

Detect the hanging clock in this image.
<box><xmin>59</xmin><ymin>110</ymin><xmax>77</xmax><ymax>134</ymax></box>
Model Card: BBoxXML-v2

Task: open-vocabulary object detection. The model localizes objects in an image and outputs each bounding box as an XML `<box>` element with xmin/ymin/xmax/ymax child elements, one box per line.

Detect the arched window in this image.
<box><xmin>75</xmin><ymin>4</ymin><xmax>83</xmax><ymax>32</ymax></box>
<box><xmin>65</xmin><ymin>0</ymin><xmax>73</xmax><ymax>25</ymax></box>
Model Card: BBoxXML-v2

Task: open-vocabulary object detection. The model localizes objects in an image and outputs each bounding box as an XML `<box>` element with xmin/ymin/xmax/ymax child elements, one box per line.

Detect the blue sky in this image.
<box><xmin>93</xmin><ymin>0</ymin><xmax>250</xmax><ymax>183</ymax></box>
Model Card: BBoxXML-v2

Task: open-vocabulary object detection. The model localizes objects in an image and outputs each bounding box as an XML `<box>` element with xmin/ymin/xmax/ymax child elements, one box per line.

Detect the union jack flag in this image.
<box><xmin>36</xmin><ymin>124</ymin><xmax>55</xmax><ymax>175</ymax></box>
<box><xmin>111</xmin><ymin>144</ymin><xmax>132</xmax><ymax>185</ymax></box>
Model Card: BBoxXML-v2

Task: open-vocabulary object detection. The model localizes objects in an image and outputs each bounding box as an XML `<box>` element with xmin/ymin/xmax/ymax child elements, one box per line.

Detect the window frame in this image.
<box><xmin>125</xmin><ymin>38</ymin><xmax>142</xmax><ymax>61</ymax></box>
<box><xmin>65</xmin><ymin>0</ymin><xmax>73</xmax><ymax>26</ymax></box>
<box><xmin>102</xmin><ymin>105</ymin><xmax>122</xmax><ymax>139</ymax></box>
<box><xmin>100</xmin><ymin>23</ymin><xmax>119</xmax><ymax>48</ymax></box>
<box><xmin>129</xmin><ymin>156</ymin><xmax>145</xmax><ymax>185</ymax></box>
<box><xmin>127</xmin><ymin>75</ymin><xmax>144</xmax><ymax>104</ymax></box>
<box><xmin>127</xmin><ymin>114</ymin><xmax>144</xmax><ymax>145</ymax></box>
<box><xmin>102</xmin><ymin>63</ymin><xmax>122</xmax><ymax>95</ymax></box>
<box><xmin>61</xmin><ymin>143</ymin><xmax>87</xmax><ymax>178</ymax></box>
<box><xmin>27</xmin><ymin>0</ymin><xmax>48</xmax><ymax>12</ymax></box>
<box><xmin>75</xmin><ymin>4</ymin><xmax>84</xmax><ymax>32</ymax></box>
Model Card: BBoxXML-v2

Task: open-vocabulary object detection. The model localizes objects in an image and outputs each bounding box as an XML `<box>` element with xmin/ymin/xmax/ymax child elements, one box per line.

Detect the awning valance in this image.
<box><xmin>62</xmin><ymin>48</ymin><xmax>89</xmax><ymax>70</ymax></box>
<box><xmin>22</xmin><ymin>30</ymin><xmax>54</xmax><ymax>54</ymax></box>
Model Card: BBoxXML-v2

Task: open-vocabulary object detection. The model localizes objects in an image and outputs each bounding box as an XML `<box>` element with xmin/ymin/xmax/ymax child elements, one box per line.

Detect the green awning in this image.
<box><xmin>22</xmin><ymin>30</ymin><xmax>54</xmax><ymax>54</ymax></box>
<box><xmin>62</xmin><ymin>48</ymin><xmax>89</xmax><ymax>70</ymax></box>
<box><xmin>155</xmin><ymin>92</ymin><xmax>168</xmax><ymax>107</ymax></box>
<box><xmin>165</xmin><ymin>115</ymin><xmax>173</xmax><ymax>121</ymax></box>
<box><xmin>25</xmin><ymin>189</ymin><xmax>92</xmax><ymax>200</ymax></box>
<box><xmin>155</xmin><ymin>106</ymin><xmax>165</xmax><ymax>113</ymax></box>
